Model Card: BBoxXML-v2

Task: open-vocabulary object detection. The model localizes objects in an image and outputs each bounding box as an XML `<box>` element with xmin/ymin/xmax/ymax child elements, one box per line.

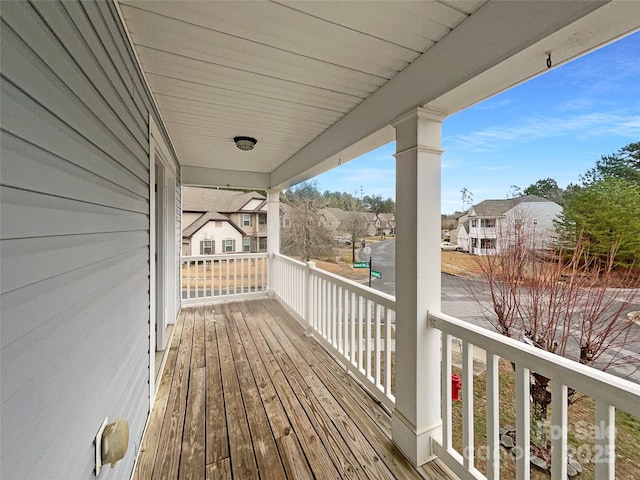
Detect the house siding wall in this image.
<box><xmin>191</xmin><ymin>222</ymin><xmax>244</xmax><ymax>254</ymax></box>
<box><xmin>504</xmin><ymin>202</ymin><xmax>562</xmax><ymax>250</ymax></box>
<box><xmin>1</xmin><ymin>2</ymin><xmax>178</xmax><ymax>479</ymax></box>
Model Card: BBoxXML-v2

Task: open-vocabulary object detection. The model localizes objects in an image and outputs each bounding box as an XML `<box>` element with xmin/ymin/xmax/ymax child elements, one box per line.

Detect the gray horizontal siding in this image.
<box><xmin>0</xmin><ymin>1</ymin><xmax>177</xmax><ymax>479</ymax></box>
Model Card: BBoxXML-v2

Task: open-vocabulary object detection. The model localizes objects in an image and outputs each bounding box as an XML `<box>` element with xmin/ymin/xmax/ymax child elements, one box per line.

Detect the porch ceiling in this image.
<box><xmin>117</xmin><ymin>1</ymin><xmax>640</xmax><ymax>190</ymax></box>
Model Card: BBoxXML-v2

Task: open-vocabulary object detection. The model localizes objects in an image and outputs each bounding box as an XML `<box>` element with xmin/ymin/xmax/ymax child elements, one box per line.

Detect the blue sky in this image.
<box><xmin>312</xmin><ymin>31</ymin><xmax>640</xmax><ymax>214</ymax></box>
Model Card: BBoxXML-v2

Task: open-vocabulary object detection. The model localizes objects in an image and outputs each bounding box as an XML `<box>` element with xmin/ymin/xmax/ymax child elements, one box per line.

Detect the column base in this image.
<box><xmin>392</xmin><ymin>410</ymin><xmax>442</xmax><ymax>466</ymax></box>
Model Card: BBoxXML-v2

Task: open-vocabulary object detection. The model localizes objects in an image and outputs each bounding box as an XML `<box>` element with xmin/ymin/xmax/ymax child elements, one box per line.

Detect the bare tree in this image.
<box><xmin>337</xmin><ymin>194</ymin><xmax>370</xmax><ymax>263</ymax></box>
<box><xmin>468</xmin><ymin>211</ymin><xmax>639</xmax><ymax>458</ymax></box>
<box><xmin>280</xmin><ymin>184</ymin><xmax>333</xmax><ymax>262</ymax></box>
<box><xmin>461</xmin><ymin>187</ymin><xmax>474</xmax><ymax>211</ymax></box>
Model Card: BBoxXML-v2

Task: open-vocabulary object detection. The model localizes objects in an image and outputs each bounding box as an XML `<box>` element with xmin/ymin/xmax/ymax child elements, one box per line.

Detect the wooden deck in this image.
<box><xmin>133</xmin><ymin>299</ymin><xmax>457</xmax><ymax>479</ymax></box>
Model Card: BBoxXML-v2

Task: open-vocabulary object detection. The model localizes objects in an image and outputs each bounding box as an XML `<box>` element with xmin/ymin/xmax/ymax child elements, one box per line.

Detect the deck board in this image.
<box><xmin>152</xmin><ymin>307</ymin><xmax>194</xmax><ymax>480</ymax></box>
<box><xmin>133</xmin><ymin>299</ymin><xmax>457</xmax><ymax>480</ymax></box>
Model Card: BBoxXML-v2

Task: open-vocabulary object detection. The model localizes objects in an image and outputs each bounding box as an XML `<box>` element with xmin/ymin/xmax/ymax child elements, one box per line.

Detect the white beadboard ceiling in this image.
<box><xmin>117</xmin><ymin>1</ymin><xmax>640</xmax><ymax>190</ymax></box>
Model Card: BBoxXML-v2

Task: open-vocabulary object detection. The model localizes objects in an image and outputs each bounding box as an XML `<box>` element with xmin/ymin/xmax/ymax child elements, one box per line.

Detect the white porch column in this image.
<box><xmin>392</xmin><ymin>106</ymin><xmax>446</xmax><ymax>466</ymax></box>
<box><xmin>267</xmin><ymin>189</ymin><xmax>281</xmax><ymax>297</ymax></box>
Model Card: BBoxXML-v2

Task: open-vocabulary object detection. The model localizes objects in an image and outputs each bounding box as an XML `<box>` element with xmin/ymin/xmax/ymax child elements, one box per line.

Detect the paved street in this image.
<box><xmin>359</xmin><ymin>239</ymin><xmax>488</xmax><ymax>322</ymax></box>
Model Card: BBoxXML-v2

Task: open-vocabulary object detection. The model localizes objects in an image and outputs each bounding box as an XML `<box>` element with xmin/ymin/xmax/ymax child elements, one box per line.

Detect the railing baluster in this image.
<box><xmin>237</xmin><ymin>257</ymin><xmax>240</xmax><ymax>295</ymax></box>
<box><xmin>550</xmin><ymin>383</ymin><xmax>568</xmax><ymax>480</ymax></box>
<box><xmin>226</xmin><ymin>258</ymin><xmax>230</xmax><ymax>296</ymax></box>
<box><xmin>254</xmin><ymin>256</ymin><xmax>258</xmax><ymax>292</ymax></box>
<box><xmin>195</xmin><ymin>259</ymin><xmax>200</xmax><ymax>298</ymax></box>
<box><xmin>320</xmin><ymin>279</ymin><xmax>326</xmax><ymax>336</ymax></box>
<box><xmin>206</xmin><ymin>259</ymin><xmax>210</xmax><ymax>299</ymax></box>
<box><xmin>375</xmin><ymin>304</ymin><xmax>381</xmax><ymax>389</ymax></box>
<box><xmin>330</xmin><ymin>283</ymin><xmax>338</xmax><ymax>348</ymax></box>
<box><xmin>385</xmin><ymin>310</ymin><xmax>393</xmax><ymax>398</ymax></box>
<box><xmin>337</xmin><ymin>286</ymin><xmax>343</xmax><ymax>353</ymax></box>
<box><xmin>441</xmin><ymin>333</ymin><xmax>452</xmax><ymax>451</ymax></box>
<box><xmin>516</xmin><ymin>364</ymin><xmax>531</xmax><ymax>479</ymax></box>
<box><xmin>357</xmin><ymin>295</ymin><xmax>363</xmax><ymax>371</ymax></box>
<box><xmin>350</xmin><ymin>291</ymin><xmax>356</xmax><ymax>365</ymax></box>
<box><xmin>186</xmin><ymin>259</ymin><xmax>191</xmax><ymax>299</ymax></box>
<box><xmin>462</xmin><ymin>340</ymin><xmax>474</xmax><ymax>470</ymax></box>
<box><xmin>595</xmin><ymin>402</ymin><xmax>615</xmax><ymax>480</ymax></box>
<box><xmin>486</xmin><ymin>352</ymin><xmax>500</xmax><ymax>480</ymax></box>
<box><xmin>365</xmin><ymin>300</ymin><xmax>371</xmax><ymax>379</ymax></box>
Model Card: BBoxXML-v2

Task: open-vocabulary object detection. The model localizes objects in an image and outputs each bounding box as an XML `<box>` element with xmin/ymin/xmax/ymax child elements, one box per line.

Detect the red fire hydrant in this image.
<box><xmin>451</xmin><ymin>373</ymin><xmax>462</xmax><ymax>401</ymax></box>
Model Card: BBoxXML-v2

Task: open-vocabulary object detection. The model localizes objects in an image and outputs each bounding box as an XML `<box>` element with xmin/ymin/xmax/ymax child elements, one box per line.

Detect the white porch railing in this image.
<box><xmin>181</xmin><ymin>252</ymin><xmax>640</xmax><ymax>479</ymax></box>
<box><xmin>181</xmin><ymin>253</ymin><xmax>268</xmax><ymax>305</ymax></box>
<box><xmin>272</xmin><ymin>253</ymin><xmax>396</xmax><ymax>410</ymax></box>
<box><xmin>430</xmin><ymin>310</ymin><xmax>640</xmax><ymax>480</ymax></box>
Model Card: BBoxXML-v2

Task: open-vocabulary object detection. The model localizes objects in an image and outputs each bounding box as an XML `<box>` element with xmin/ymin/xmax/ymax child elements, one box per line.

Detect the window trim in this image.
<box><xmin>200</xmin><ymin>239</ymin><xmax>214</xmax><ymax>255</ymax></box>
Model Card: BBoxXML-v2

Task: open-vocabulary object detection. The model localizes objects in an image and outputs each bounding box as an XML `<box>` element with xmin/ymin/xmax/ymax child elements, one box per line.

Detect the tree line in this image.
<box><xmin>282</xmin><ymin>182</ymin><xmax>395</xmax><ymax>214</ymax></box>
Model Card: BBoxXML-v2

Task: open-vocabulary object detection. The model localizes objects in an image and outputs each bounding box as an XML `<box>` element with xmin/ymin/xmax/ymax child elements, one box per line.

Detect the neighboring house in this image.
<box><xmin>181</xmin><ymin>187</ymin><xmax>268</xmax><ymax>255</ymax></box>
<box><xmin>375</xmin><ymin>212</ymin><xmax>396</xmax><ymax>235</ymax></box>
<box><xmin>335</xmin><ymin>211</ymin><xmax>378</xmax><ymax>239</ymax></box>
<box><xmin>318</xmin><ymin>208</ymin><xmax>378</xmax><ymax>239</ymax></box>
<box><xmin>320</xmin><ymin>207</ymin><xmax>349</xmax><ymax>232</ymax></box>
<box><xmin>467</xmin><ymin>195</ymin><xmax>562</xmax><ymax>255</ymax></box>
<box><xmin>283</xmin><ymin>206</ymin><xmax>393</xmax><ymax>239</ymax></box>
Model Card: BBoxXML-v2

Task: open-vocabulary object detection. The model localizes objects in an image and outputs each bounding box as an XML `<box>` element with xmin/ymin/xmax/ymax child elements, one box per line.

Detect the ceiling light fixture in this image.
<box><xmin>234</xmin><ymin>136</ymin><xmax>257</xmax><ymax>151</ymax></box>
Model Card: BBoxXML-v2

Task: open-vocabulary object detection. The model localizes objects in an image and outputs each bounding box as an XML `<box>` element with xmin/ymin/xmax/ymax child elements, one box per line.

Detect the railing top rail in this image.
<box><xmin>309</xmin><ymin>264</ymin><xmax>396</xmax><ymax>309</ymax></box>
<box><xmin>182</xmin><ymin>253</ymin><xmax>268</xmax><ymax>261</ymax></box>
<box><xmin>430</xmin><ymin>310</ymin><xmax>640</xmax><ymax>418</ymax></box>
<box><xmin>273</xmin><ymin>253</ymin><xmax>306</xmax><ymax>268</ymax></box>
<box><xmin>273</xmin><ymin>253</ymin><xmax>396</xmax><ymax>309</ymax></box>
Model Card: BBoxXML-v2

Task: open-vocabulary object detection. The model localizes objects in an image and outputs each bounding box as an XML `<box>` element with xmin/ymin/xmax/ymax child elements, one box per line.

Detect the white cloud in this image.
<box><xmin>446</xmin><ymin>111</ymin><xmax>640</xmax><ymax>153</ymax></box>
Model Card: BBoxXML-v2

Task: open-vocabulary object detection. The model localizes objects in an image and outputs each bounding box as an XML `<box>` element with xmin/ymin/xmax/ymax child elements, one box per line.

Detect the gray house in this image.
<box><xmin>1</xmin><ymin>2</ymin><xmax>638</xmax><ymax>480</ymax></box>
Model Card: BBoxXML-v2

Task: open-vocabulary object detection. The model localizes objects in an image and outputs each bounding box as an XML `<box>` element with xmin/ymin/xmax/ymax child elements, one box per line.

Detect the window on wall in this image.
<box><xmin>200</xmin><ymin>240</ymin><xmax>214</xmax><ymax>255</ymax></box>
<box><xmin>258</xmin><ymin>213</ymin><xmax>267</xmax><ymax>225</ymax></box>
<box><xmin>259</xmin><ymin>237</ymin><xmax>267</xmax><ymax>251</ymax></box>
<box><xmin>243</xmin><ymin>214</ymin><xmax>252</xmax><ymax>226</ymax></box>
<box><xmin>471</xmin><ymin>219</ymin><xmax>477</xmax><ymax>228</ymax></box>
<box><xmin>243</xmin><ymin>237</ymin><xmax>251</xmax><ymax>252</ymax></box>
<box><xmin>224</xmin><ymin>239</ymin><xmax>235</xmax><ymax>252</ymax></box>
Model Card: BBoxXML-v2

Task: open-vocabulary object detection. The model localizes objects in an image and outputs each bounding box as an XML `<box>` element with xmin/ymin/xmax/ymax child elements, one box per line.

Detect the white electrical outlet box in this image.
<box><xmin>95</xmin><ymin>417</ymin><xmax>108</xmax><ymax>476</ymax></box>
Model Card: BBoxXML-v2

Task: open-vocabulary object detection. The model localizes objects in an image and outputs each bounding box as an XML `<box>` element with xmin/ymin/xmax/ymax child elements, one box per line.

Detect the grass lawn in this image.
<box><xmin>450</xmin><ymin>359</ymin><xmax>640</xmax><ymax>479</ymax></box>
